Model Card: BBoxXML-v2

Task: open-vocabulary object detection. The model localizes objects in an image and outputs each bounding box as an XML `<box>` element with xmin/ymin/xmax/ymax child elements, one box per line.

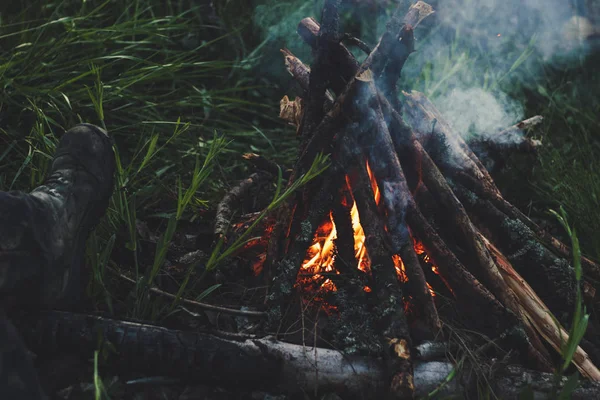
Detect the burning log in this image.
<box><xmin>211</xmin><ymin>1</ymin><xmax>600</xmax><ymax>398</ymax></box>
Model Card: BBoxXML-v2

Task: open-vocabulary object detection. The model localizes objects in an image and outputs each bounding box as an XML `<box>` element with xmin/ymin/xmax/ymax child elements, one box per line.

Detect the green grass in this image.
<box><xmin>1</xmin><ymin>0</ymin><xmax>600</xmax><ymax>395</ymax></box>
<box><xmin>0</xmin><ymin>0</ymin><xmax>304</xmax><ymax>320</ymax></box>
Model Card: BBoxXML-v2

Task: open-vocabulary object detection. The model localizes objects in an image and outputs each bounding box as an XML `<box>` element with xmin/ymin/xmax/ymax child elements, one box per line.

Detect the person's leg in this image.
<box><xmin>0</xmin><ymin>124</ymin><xmax>115</xmax><ymax>398</ymax></box>
<box><xmin>0</xmin><ymin>313</ymin><xmax>47</xmax><ymax>399</ymax></box>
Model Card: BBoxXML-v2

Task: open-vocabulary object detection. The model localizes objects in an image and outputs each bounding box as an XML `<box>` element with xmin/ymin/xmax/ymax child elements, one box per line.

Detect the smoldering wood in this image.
<box><xmin>293</xmin><ymin>20</ymin><xmax>533</xmax><ymax>323</ymax></box>
<box><xmin>331</xmin><ymin>184</ymin><xmax>359</xmax><ymax>277</ymax></box>
<box><xmin>401</xmin><ymin>90</ymin><xmax>501</xmax><ymax>197</ymax></box>
<box><xmin>462</xmin><ymin>115</ymin><xmax>543</xmax><ymax>173</ymax></box>
<box><xmin>496</xmin><ymin>115</ymin><xmax>544</xmax><ymax>140</ymax></box>
<box><xmin>268</xmin><ymin>6</ymin><xmax>442</xmax><ymax>367</ymax></box>
<box><xmin>272</xmin><ymin>58</ymin><xmax>371</xmax><ymax>260</ymax></box>
<box><xmin>345</xmin><ymin>76</ymin><xmax>441</xmax><ymax>339</ymax></box>
<box><xmin>261</xmin><ymin>88</ymin><xmax>346</xmax><ymax>287</ymax></box>
<box><xmin>277</xmin><ymin>48</ymin><xmax>499</xmax><ymax>331</ymax></box>
<box><xmin>340</xmin><ymin>133</ymin><xmax>415</xmax><ymax>398</ymax></box>
<box><xmin>369</xmin><ymin>86</ymin><xmax>540</xmax><ymax>359</ymax></box>
<box><xmin>266</xmin><ymin>164</ymin><xmax>343</xmax><ymax>327</ymax></box>
<box><xmin>411</xmin><ymin>184</ymin><xmax>555</xmax><ymax>372</ymax></box>
<box><xmin>270</xmin><ymin>0</ymin><xmax>600</xmax><ymax>391</ymax></box>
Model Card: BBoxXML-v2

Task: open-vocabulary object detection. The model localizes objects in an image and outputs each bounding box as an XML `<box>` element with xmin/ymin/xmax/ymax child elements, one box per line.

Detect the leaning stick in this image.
<box><xmin>482</xmin><ymin>234</ymin><xmax>600</xmax><ymax>380</ymax></box>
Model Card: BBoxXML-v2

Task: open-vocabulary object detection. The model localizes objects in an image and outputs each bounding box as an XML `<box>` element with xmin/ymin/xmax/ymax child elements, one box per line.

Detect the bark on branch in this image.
<box><xmin>17</xmin><ymin>311</ymin><xmax>600</xmax><ymax>399</ymax></box>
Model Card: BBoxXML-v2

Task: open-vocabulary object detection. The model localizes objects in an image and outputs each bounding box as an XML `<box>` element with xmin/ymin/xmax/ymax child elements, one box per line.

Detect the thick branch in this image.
<box><xmin>21</xmin><ymin>311</ymin><xmax>600</xmax><ymax>399</ymax></box>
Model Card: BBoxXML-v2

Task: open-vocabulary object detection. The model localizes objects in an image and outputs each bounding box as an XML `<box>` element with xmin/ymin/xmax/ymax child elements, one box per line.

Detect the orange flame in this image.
<box><xmin>297</xmin><ymin>163</ymin><xmax>438</xmax><ymax>302</ymax></box>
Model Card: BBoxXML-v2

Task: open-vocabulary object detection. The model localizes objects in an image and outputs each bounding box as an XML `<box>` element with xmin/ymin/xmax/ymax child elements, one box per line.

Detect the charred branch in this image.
<box><xmin>298</xmin><ymin>0</ymin><xmax>341</xmax><ymax>139</ymax></box>
<box><xmin>214</xmin><ymin>172</ymin><xmax>270</xmax><ymax>239</ymax></box>
<box><xmin>331</xmin><ymin>184</ymin><xmax>359</xmax><ymax>277</ymax></box>
<box><xmin>340</xmin><ymin>133</ymin><xmax>414</xmax><ymax>399</ymax></box>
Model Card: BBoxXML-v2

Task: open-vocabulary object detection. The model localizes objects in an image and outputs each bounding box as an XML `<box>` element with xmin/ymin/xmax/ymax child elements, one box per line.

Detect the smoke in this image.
<box><xmin>401</xmin><ymin>0</ymin><xmax>595</xmax><ymax>151</ymax></box>
<box><xmin>434</xmin><ymin>87</ymin><xmax>523</xmax><ymax>142</ymax></box>
<box><xmin>250</xmin><ymin>0</ymin><xmax>596</xmax><ymax>154</ymax></box>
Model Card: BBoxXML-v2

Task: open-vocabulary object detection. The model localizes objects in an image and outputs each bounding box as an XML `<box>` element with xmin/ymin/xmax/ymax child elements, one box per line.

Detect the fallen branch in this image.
<box><xmin>18</xmin><ymin>311</ymin><xmax>600</xmax><ymax>399</ymax></box>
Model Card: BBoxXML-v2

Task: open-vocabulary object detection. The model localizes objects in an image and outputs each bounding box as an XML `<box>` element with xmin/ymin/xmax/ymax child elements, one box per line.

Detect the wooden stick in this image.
<box><xmin>340</xmin><ymin>72</ymin><xmax>441</xmax><ymax>340</ymax></box>
<box><xmin>359</xmin><ymin>1</ymin><xmax>434</xmax><ymax>79</ymax></box>
<box><xmin>411</xmin><ymin>185</ymin><xmax>554</xmax><ymax>371</ymax></box>
<box><xmin>482</xmin><ymin>234</ymin><xmax>600</xmax><ymax>380</ymax></box>
<box><xmin>214</xmin><ymin>172</ymin><xmax>269</xmax><ymax>239</ymax></box>
<box><xmin>331</xmin><ymin>183</ymin><xmax>359</xmax><ymax>277</ymax></box>
<box><xmin>293</xmin><ymin>21</ymin><xmax>526</xmax><ymax>316</ymax></box>
<box><xmin>297</xmin><ymin>0</ymin><xmax>341</xmax><ymax>139</ymax></box>
<box><xmin>401</xmin><ymin>90</ymin><xmax>500</xmax><ymax>196</ymax></box>
<box><xmin>451</xmin><ymin>182</ymin><xmax>600</xmax><ymax>366</ymax></box>
<box><xmin>400</xmin><ymin>91</ymin><xmax>600</xmax><ymax>280</ymax></box>
<box><xmin>340</xmin><ymin>134</ymin><xmax>416</xmax><ymax>399</ymax></box>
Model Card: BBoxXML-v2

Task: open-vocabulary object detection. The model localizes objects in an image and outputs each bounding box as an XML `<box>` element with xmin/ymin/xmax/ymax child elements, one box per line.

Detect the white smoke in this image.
<box><xmin>434</xmin><ymin>87</ymin><xmax>523</xmax><ymax>142</ymax></box>
<box><xmin>401</xmin><ymin>0</ymin><xmax>595</xmax><ymax>151</ymax></box>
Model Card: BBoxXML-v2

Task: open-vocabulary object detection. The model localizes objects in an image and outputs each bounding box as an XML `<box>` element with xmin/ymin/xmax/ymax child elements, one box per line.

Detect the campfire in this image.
<box><xmin>215</xmin><ymin>1</ymin><xmax>600</xmax><ymax>398</ymax></box>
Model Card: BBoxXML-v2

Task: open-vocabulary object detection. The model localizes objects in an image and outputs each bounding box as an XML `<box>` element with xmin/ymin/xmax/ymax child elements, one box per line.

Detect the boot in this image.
<box><xmin>0</xmin><ymin>123</ymin><xmax>115</xmax><ymax>399</ymax></box>
<box><xmin>0</xmin><ymin>123</ymin><xmax>115</xmax><ymax>308</ymax></box>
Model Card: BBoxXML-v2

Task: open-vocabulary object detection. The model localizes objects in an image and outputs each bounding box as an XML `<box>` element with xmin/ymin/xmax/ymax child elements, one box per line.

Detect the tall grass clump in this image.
<box><xmin>0</xmin><ymin>0</ymin><xmax>297</xmax><ymax>318</ymax></box>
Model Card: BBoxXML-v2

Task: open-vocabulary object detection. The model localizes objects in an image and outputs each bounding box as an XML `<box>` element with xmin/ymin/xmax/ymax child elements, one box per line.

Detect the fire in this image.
<box><xmin>300</xmin><ymin>201</ymin><xmax>371</xmax><ymax>288</ymax></box>
<box><xmin>297</xmin><ymin>162</ymin><xmax>439</xmax><ymax>303</ymax></box>
<box><xmin>298</xmin><ymin>164</ymin><xmax>376</xmax><ymax>294</ymax></box>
